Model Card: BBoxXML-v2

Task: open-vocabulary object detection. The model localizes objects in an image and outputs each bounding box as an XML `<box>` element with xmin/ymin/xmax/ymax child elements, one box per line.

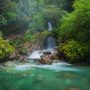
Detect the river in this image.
<box><xmin>0</xmin><ymin>62</ymin><xmax>90</xmax><ymax>90</ymax></box>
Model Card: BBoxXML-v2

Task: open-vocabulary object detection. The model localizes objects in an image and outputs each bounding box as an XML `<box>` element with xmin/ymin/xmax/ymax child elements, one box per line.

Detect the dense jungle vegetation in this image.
<box><xmin>0</xmin><ymin>0</ymin><xmax>90</xmax><ymax>64</ymax></box>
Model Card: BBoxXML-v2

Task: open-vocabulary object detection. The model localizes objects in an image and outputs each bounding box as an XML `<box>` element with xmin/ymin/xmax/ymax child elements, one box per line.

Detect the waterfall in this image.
<box><xmin>27</xmin><ymin>22</ymin><xmax>57</xmax><ymax>60</ymax></box>
<box><xmin>47</xmin><ymin>37</ymin><xmax>57</xmax><ymax>49</ymax></box>
<box><xmin>47</xmin><ymin>22</ymin><xmax>57</xmax><ymax>50</ymax></box>
<box><xmin>48</xmin><ymin>22</ymin><xmax>52</xmax><ymax>31</ymax></box>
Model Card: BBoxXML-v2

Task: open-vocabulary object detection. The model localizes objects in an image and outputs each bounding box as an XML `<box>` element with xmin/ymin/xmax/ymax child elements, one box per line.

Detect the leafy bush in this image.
<box><xmin>19</xmin><ymin>48</ymin><xmax>28</xmax><ymax>55</ymax></box>
<box><xmin>30</xmin><ymin>13</ymin><xmax>45</xmax><ymax>30</ymax></box>
<box><xmin>32</xmin><ymin>31</ymin><xmax>51</xmax><ymax>43</ymax></box>
<box><xmin>0</xmin><ymin>38</ymin><xmax>15</xmax><ymax>59</ymax></box>
<box><xmin>23</xmin><ymin>31</ymin><xmax>33</xmax><ymax>43</ymax></box>
<box><xmin>9</xmin><ymin>38</ymin><xmax>23</xmax><ymax>46</ymax></box>
<box><xmin>9</xmin><ymin>32</ymin><xmax>33</xmax><ymax>46</ymax></box>
<box><xmin>59</xmin><ymin>40</ymin><xmax>89</xmax><ymax>62</ymax></box>
<box><xmin>0</xmin><ymin>15</ymin><xmax>7</xmax><ymax>25</ymax></box>
<box><xmin>27</xmin><ymin>30</ymin><xmax>51</xmax><ymax>47</ymax></box>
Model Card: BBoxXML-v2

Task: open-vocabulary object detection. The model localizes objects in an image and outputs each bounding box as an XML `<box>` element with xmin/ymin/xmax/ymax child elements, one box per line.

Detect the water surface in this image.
<box><xmin>0</xmin><ymin>63</ymin><xmax>90</xmax><ymax>90</ymax></box>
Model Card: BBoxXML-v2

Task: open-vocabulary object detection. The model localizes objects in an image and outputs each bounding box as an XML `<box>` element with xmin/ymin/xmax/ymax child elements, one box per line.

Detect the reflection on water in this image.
<box><xmin>0</xmin><ymin>63</ymin><xmax>90</xmax><ymax>90</ymax></box>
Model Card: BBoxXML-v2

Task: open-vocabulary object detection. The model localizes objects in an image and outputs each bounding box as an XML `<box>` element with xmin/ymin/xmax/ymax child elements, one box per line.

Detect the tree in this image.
<box><xmin>43</xmin><ymin>5</ymin><xmax>63</xmax><ymax>25</ymax></box>
<box><xmin>58</xmin><ymin>0</ymin><xmax>90</xmax><ymax>62</ymax></box>
<box><xmin>59</xmin><ymin>0</ymin><xmax>90</xmax><ymax>43</ymax></box>
<box><xmin>0</xmin><ymin>0</ymin><xmax>19</xmax><ymax>25</ymax></box>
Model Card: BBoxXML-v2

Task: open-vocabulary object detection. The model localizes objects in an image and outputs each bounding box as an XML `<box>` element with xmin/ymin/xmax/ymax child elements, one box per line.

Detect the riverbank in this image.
<box><xmin>0</xmin><ymin>36</ymin><xmax>89</xmax><ymax>66</ymax></box>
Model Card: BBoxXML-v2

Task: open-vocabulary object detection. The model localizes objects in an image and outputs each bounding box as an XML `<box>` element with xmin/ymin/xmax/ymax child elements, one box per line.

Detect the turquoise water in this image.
<box><xmin>0</xmin><ymin>63</ymin><xmax>90</xmax><ymax>90</ymax></box>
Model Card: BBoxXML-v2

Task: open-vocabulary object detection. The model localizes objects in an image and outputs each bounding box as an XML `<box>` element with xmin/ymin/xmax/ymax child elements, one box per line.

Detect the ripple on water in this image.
<box><xmin>0</xmin><ymin>62</ymin><xmax>90</xmax><ymax>90</ymax></box>
<box><xmin>15</xmin><ymin>62</ymin><xmax>82</xmax><ymax>72</ymax></box>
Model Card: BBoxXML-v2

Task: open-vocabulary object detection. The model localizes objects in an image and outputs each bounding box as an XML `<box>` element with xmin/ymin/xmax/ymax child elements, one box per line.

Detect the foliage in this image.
<box><xmin>0</xmin><ymin>38</ymin><xmax>15</xmax><ymax>59</ymax></box>
<box><xmin>59</xmin><ymin>40</ymin><xmax>89</xmax><ymax>62</ymax></box>
<box><xmin>24</xmin><ymin>0</ymin><xmax>67</xmax><ymax>31</ymax></box>
<box><xmin>9</xmin><ymin>38</ymin><xmax>23</xmax><ymax>46</ymax></box>
<box><xmin>9</xmin><ymin>31</ymin><xmax>33</xmax><ymax>46</ymax></box>
<box><xmin>58</xmin><ymin>0</ymin><xmax>90</xmax><ymax>42</ymax></box>
<box><xmin>32</xmin><ymin>31</ymin><xmax>51</xmax><ymax>45</ymax></box>
<box><xmin>10</xmin><ymin>30</ymin><xmax>51</xmax><ymax>47</ymax></box>
<box><xmin>1</xmin><ymin>0</ymin><xmax>90</xmax><ymax>64</ymax></box>
<box><xmin>0</xmin><ymin>0</ymin><xmax>18</xmax><ymax>25</ymax></box>
<box><xmin>23</xmin><ymin>31</ymin><xmax>33</xmax><ymax>43</ymax></box>
<box><xmin>19</xmin><ymin>48</ymin><xmax>28</xmax><ymax>55</ymax></box>
<box><xmin>45</xmin><ymin>0</ymin><xmax>74</xmax><ymax>11</ymax></box>
<box><xmin>30</xmin><ymin>13</ymin><xmax>45</xmax><ymax>30</ymax></box>
<box><xmin>43</xmin><ymin>5</ymin><xmax>62</xmax><ymax>25</ymax></box>
<box><xmin>4</xmin><ymin>12</ymin><xmax>17</xmax><ymax>23</ymax></box>
<box><xmin>57</xmin><ymin>0</ymin><xmax>90</xmax><ymax>62</ymax></box>
<box><xmin>0</xmin><ymin>31</ymin><xmax>3</xmax><ymax>38</ymax></box>
<box><xmin>0</xmin><ymin>15</ymin><xmax>7</xmax><ymax>25</ymax></box>
<box><xmin>0</xmin><ymin>0</ymin><xmax>73</xmax><ymax>35</ymax></box>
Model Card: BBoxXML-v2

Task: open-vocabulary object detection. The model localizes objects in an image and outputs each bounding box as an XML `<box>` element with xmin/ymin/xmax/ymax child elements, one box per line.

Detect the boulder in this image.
<box><xmin>40</xmin><ymin>53</ymin><xmax>59</xmax><ymax>64</ymax></box>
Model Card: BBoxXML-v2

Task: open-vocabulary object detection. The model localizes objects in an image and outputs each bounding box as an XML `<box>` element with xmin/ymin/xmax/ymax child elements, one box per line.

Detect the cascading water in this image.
<box><xmin>27</xmin><ymin>22</ymin><xmax>57</xmax><ymax>60</ymax></box>
<box><xmin>27</xmin><ymin>50</ymin><xmax>41</xmax><ymax>60</ymax></box>
<box><xmin>48</xmin><ymin>22</ymin><xmax>52</xmax><ymax>31</ymax></box>
<box><xmin>47</xmin><ymin>22</ymin><xmax>57</xmax><ymax>50</ymax></box>
<box><xmin>47</xmin><ymin>37</ymin><xmax>57</xmax><ymax>50</ymax></box>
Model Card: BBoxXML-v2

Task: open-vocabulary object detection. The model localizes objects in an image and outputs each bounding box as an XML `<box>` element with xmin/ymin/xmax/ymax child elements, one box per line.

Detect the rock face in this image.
<box><xmin>9</xmin><ymin>41</ymin><xmax>59</xmax><ymax>64</ymax></box>
<box><xmin>9</xmin><ymin>51</ymin><xmax>26</xmax><ymax>62</ymax></box>
<box><xmin>9</xmin><ymin>42</ymin><xmax>41</xmax><ymax>62</ymax></box>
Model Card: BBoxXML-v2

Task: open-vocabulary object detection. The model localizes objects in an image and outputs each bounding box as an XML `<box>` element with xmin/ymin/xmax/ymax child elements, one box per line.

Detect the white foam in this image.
<box><xmin>27</xmin><ymin>51</ymin><xmax>41</xmax><ymax>60</ymax></box>
<box><xmin>15</xmin><ymin>62</ymin><xmax>80</xmax><ymax>72</ymax></box>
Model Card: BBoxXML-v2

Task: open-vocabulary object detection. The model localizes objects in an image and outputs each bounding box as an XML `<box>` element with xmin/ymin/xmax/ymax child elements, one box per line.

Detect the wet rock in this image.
<box><xmin>9</xmin><ymin>51</ymin><xmax>26</xmax><ymax>62</ymax></box>
<box><xmin>40</xmin><ymin>55</ymin><xmax>52</xmax><ymax>64</ymax></box>
<box><xmin>40</xmin><ymin>53</ymin><xmax>59</xmax><ymax>64</ymax></box>
<box><xmin>9</xmin><ymin>43</ymin><xmax>41</xmax><ymax>62</ymax></box>
<box><xmin>43</xmin><ymin>51</ymin><xmax>51</xmax><ymax>54</ymax></box>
